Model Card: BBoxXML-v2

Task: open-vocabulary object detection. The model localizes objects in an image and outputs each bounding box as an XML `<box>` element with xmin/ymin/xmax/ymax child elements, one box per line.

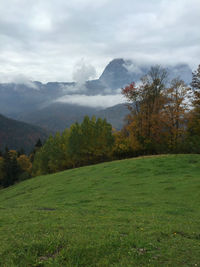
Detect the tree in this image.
<box><xmin>191</xmin><ymin>64</ymin><xmax>200</xmax><ymax>91</ymax></box>
<box><xmin>94</xmin><ymin>117</ymin><xmax>114</xmax><ymax>161</ymax></box>
<box><xmin>32</xmin><ymin>116</ymin><xmax>114</xmax><ymax>175</ymax></box>
<box><xmin>32</xmin><ymin>130</ymin><xmax>73</xmax><ymax>176</ymax></box>
<box><xmin>35</xmin><ymin>138</ymin><xmax>43</xmax><ymax>148</ymax></box>
<box><xmin>122</xmin><ymin>66</ymin><xmax>168</xmax><ymax>154</ymax></box>
<box><xmin>163</xmin><ymin>78</ymin><xmax>189</xmax><ymax>152</ymax></box>
<box><xmin>17</xmin><ymin>148</ymin><xmax>25</xmax><ymax>157</ymax></box>
<box><xmin>186</xmin><ymin>64</ymin><xmax>200</xmax><ymax>152</ymax></box>
<box><xmin>30</xmin><ymin>138</ymin><xmax>43</xmax><ymax>163</ymax></box>
<box><xmin>0</xmin><ymin>156</ymin><xmax>5</xmax><ymax>186</ymax></box>
<box><xmin>17</xmin><ymin>155</ymin><xmax>32</xmax><ymax>174</ymax></box>
<box><xmin>112</xmin><ymin>130</ymin><xmax>133</xmax><ymax>159</ymax></box>
<box><xmin>32</xmin><ymin>135</ymin><xmax>57</xmax><ymax>176</ymax></box>
<box><xmin>188</xmin><ymin>65</ymin><xmax>200</xmax><ymax>135</ymax></box>
<box><xmin>68</xmin><ymin>116</ymin><xmax>114</xmax><ymax>166</ymax></box>
<box><xmin>1</xmin><ymin>148</ymin><xmax>21</xmax><ymax>187</ymax></box>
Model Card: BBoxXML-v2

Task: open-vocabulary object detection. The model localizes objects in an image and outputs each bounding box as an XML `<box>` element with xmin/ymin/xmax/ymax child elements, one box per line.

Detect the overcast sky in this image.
<box><xmin>0</xmin><ymin>0</ymin><xmax>199</xmax><ymax>83</ymax></box>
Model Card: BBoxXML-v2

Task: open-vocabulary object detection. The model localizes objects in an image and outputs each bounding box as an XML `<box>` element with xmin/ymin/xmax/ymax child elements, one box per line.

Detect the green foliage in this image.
<box><xmin>0</xmin><ymin>155</ymin><xmax>200</xmax><ymax>266</ymax></box>
<box><xmin>0</xmin><ymin>148</ymin><xmax>22</xmax><ymax>187</ymax></box>
<box><xmin>32</xmin><ymin>116</ymin><xmax>114</xmax><ymax>175</ymax></box>
<box><xmin>0</xmin><ymin>156</ymin><xmax>5</xmax><ymax>185</ymax></box>
<box><xmin>0</xmin><ymin>148</ymin><xmax>32</xmax><ymax>188</ymax></box>
<box><xmin>32</xmin><ymin>131</ymin><xmax>72</xmax><ymax>176</ymax></box>
<box><xmin>69</xmin><ymin>116</ymin><xmax>114</xmax><ymax>166</ymax></box>
<box><xmin>112</xmin><ymin>130</ymin><xmax>134</xmax><ymax>159</ymax></box>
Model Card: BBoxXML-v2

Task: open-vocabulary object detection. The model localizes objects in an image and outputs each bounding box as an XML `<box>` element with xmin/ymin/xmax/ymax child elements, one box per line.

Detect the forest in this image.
<box><xmin>0</xmin><ymin>64</ymin><xmax>200</xmax><ymax>188</ymax></box>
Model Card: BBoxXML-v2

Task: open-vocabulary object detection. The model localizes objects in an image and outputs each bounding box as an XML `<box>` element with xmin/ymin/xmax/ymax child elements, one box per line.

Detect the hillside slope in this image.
<box><xmin>16</xmin><ymin>103</ymin><xmax>98</xmax><ymax>133</ymax></box>
<box><xmin>17</xmin><ymin>103</ymin><xmax>129</xmax><ymax>132</ymax></box>
<box><xmin>0</xmin><ymin>155</ymin><xmax>200</xmax><ymax>266</ymax></box>
<box><xmin>0</xmin><ymin>114</ymin><xmax>48</xmax><ymax>152</ymax></box>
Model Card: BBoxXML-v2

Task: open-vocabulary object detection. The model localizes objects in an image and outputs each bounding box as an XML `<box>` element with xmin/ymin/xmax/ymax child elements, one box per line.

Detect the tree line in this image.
<box><xmin>119</xmin><ymin>64</ymin><xmax>200</xmax><ymax>156</ymax></box>
<box><xmin>0</xmin><ymin>64</ymin><xmax>200</xmax><ymax>187</ymax></box>
<box><xmin>0</xmin><ymin>140</ymin><xmax>42</xmax><ymax>187</ymax></box>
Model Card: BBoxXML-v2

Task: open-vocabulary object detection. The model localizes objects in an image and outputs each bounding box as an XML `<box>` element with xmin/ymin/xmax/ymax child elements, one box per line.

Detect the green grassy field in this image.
<box><xmin>0</xmin><ymin>155</ymin><xmax>200</xmax><ymax>266</ymax></box>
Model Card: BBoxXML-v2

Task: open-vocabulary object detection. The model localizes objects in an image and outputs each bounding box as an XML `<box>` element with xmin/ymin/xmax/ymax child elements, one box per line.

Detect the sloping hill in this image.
<box><xmin>17</xmin><ymin>103</ymin><xmax>129</xmax><ymax>132</ymax></box>
<box><xmin>0</xmin><ymin>155</ymin><xmax>200</xmax><ymax>266</ymax></box>
<box><xmin>0</xmin><ymin>114</ymin><xmax>48</xmax><ymax>152</ymax></box>
<box><xmin>16</xmin><ymin>103</ymin><xmax>98</xmax><ymax>133</ymax></box>
<box><xmin>95</xmin><ymin>103</ymin><xmax>129</xmax><ymax>130</ymax></box>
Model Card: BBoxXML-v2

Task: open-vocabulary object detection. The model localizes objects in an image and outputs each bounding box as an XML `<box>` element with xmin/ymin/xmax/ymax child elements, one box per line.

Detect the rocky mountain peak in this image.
<box><xmin>99</xmin><ymin>58</ymin><xmax>134</xmax><ymax>89</ymax></box>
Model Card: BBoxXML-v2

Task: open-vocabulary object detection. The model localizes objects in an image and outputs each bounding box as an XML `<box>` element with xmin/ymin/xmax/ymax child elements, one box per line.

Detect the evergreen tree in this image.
<box><xmin>35</xmin><ymin>138</ymin><xmax>43</xmax><ymax>148</ymax></box>
<box><xmin>2</xmin><ymin>148</ymin><xmax>21</xmax><ymax>187</ymax></box>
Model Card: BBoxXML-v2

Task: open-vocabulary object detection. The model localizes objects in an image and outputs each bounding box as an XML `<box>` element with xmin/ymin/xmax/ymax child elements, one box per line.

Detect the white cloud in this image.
<box><xmin>0</xmin><ymin>73</ymin><xmax>38</xmax><ymax>89</ymax></box>
<box><xmin>55</xmin><ymin>94</ymin><xmax>126</xmax><ymax>108</ymax></box>
<box><xmin>123</xmin><ymin>61</ymin><xmax>143</xmax><ymax>74</ymax></box>
<box><xmin>60</xmin><ymin>83</ymin><xmax>87</xmax><ymax>93</ymax></box>
<box><xmin>0</xmin><ymin>0</ymin><xmax>199</xmax><ymax>82</ymax></box>
<box><xmin>31</xmin><ymin>12</ymin><xmax>52</xmax><ymax>32</ymax></box>
<box><xmin>72</xmin><ymin>59</ymin><xmax>96</xmax><ymax>83</ymax></box>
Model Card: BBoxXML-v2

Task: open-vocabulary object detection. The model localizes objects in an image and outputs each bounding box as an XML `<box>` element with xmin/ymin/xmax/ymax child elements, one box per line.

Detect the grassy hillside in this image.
<box><xmin>0</xmin><ymin>155</ymin><xmax>200</xmax><ymax>266</ymax></box>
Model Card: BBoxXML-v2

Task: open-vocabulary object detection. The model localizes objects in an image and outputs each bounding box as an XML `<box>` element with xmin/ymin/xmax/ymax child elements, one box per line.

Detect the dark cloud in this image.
<box><xmin>0</xmin><ymin>0</ymin><xmax>199</xmax><ymax>82</ymax></box>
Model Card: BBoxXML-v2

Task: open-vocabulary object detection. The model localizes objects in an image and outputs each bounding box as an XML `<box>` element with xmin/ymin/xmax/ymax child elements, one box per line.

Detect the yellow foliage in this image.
<box><xmin>9</xmin><ymin>150</ymin><xmax>18</xmax><ymax>159</ymax></box>
<box><xmin>17</xmin><ymin>155</ymin><xmax>32</xmax><ymax>174</ymax></box>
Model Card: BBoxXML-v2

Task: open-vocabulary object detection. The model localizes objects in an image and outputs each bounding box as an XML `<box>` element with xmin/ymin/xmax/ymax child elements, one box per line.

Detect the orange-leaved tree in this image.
<box><xmin>122</xmin><ymin>66</ymin><xmax>168</xmax><ymax>154</ymax></box>
<box><xmin>162</xmin><ymin>78</ymin><xmax>189</xmax><ymax>152</ymax></box>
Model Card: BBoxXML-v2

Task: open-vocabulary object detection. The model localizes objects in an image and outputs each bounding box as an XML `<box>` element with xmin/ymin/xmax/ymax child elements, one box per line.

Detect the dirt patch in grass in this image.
<box><xmin>37</xmin><ymin>207</ymin><xmax>57</xmax><ymax>211</ymax></box>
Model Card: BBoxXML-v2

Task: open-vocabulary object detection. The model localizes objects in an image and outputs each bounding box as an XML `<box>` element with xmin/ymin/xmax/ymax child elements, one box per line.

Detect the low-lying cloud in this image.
<box><xmin>60</xmin><ymin>83</ymin><xmax>86</xmax><ymax>94</ymax></box>
<box><xmin>123</xmin><ymin>60</ymin><xmax>143</xmax><ymax>74</ymax></box>
<box><xmin>59</xmin><ymin>59</ymin><xmax>97</xmax><ymax>93</ymax></box>
<box><xmin>72</xmin><ymin>59</ymin><xmax>96</xmax><ymax>84</ymax></box>
<box><xmin>0</xmin><ymin>73</ymin><xmax>38</xmax><ymax>89</ymax></box>
<box><xmin>55</xmin><ymin>94</ymin><xmax>126</xmax><ymax>108</ymax></box>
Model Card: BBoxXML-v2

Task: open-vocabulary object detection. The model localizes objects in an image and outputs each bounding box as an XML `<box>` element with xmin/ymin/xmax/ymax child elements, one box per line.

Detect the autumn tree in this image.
<box><xmin>162</xmin><ymin>78</ymin><xmax>189</xmax><ymax>152</ymax></box>
<box><xmin>17</xmin><ymin>154</ymin><xmax>32</xmax><ymax>179</ymax></box>
<box><xmin>112</xmin><ymin>130</ymin><xmax>133</xmax><ymax>159</ymax></box>
<box><xmin>122</xmin><ymin>66</ymin><xmax>168</xmax><ymax>154</ymax></box>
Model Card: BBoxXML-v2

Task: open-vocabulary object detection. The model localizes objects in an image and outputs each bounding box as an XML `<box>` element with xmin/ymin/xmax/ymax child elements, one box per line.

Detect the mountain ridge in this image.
<box><xmin>0</xmin><ymin>58</ymin><xmax>193</xmax><ymax>133</ymax></box>
<box><xmin>0</xmin><ymin>114</ymin><xmax>48</xmax><ymax>152</ymax></box>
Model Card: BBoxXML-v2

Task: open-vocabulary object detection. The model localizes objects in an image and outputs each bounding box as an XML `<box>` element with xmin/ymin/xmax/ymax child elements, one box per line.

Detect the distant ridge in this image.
<box><xmin>0</xmin><ymin>114</ymin><xmax>48</xmax><ymax>152</ymax></box>
<box><xmin>0</xmin><ymin>58</ymin><xmax>193</xmax><ymax>133</ymax></box>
